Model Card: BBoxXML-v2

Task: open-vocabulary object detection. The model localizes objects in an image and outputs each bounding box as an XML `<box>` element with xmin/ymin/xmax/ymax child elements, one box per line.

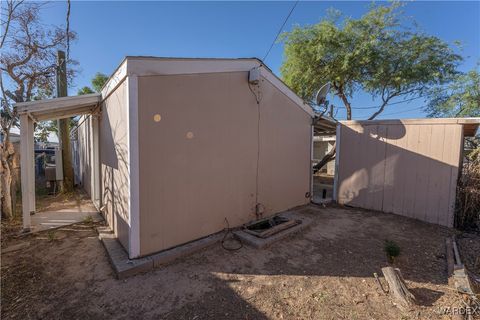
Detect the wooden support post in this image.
<box><xmin>56</xmin><ymin>50</ymin><xmax>74</xmax><ymax>192</ymax></box>
<box><xmin>20</xmin><ymin>114</ymin><xmax>34</xmax><ymax>231</ymax></box>
<box><xmin>446</xmin><ymin>237</ymin><xmax>455</xmax><ymax>277</ymax></box>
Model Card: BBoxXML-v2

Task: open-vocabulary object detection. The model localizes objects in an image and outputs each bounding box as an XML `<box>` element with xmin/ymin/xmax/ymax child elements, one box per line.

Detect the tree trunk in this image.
<box><xmin>56</xmin><ymin>50</ymin><xmax>74</xmax><ymax>193</ymax></box>
<box><xmin>338</xmin><ymin>92</ymin><xmax>352</xmax><ymax>120</ymax></box>
<box><xmin>381</xmin><ymin>267</ymin><xmax>416</xmax><ymax>310</ymax></box>
<box><xmin>313</xmin><ymin>143</ymin><xmax>336</xmax><ymax>173</ymax></box>
<box><xmin>368</xmin><ymin>101</ymin><xmax>388</xmax><ymax>120</ymax></box>
<box><xmin>1</xmin><ymin>139</ymin><xmax>15</xmax><ymax>218</ymax></box>
<box><xmin>59</xmin><ymin>119</ymin><xmax>74</xmax><ymax>192</ymax></box>
<box><xmin>313</xmin><ymin>87</ymin><xmax>351</xmax><ymax>175</ymax></box>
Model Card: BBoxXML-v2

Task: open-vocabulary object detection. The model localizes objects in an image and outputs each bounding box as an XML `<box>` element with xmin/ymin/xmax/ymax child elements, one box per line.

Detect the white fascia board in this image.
<box><xmin>101</xmin><ymin>59</ymin><xmax>128</xmax><ymax>98</ymax></box>
<box><xmin>126</xmin><ymin>57</ymin><xmax>260</xmax><ymax>77</ymax></box>
<box><xmin>127</xmin><ymin>75</ymin><xmax>141</xmax><ymax>259</ymax></box>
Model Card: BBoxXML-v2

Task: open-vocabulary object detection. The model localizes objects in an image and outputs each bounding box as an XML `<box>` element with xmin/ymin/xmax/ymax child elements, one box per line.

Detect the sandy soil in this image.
<box><xmin>1</xmin><ymin>204</ymin><xmax>476</xmax><ymax>320</ymax></box>
<box><xmin>35</xmin><ymin>188</ymin><xmax>94</xmax><ymax>213</ymax></box>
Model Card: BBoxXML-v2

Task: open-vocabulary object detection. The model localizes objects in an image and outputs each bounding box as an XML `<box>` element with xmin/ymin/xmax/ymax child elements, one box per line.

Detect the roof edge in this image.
<box><xmin>15</xmin><ymin>93</ymin><xmax>101</xmax><ymax>112</ymax></box>
<box><xmin>340</xmin><ymin>117</ymin><xmax>480</xmax><ymax>125</ymax></box>
<box><xmin>121</xmin><ymin>56</ymin><xmax>314</xmax><ymax>117</ymax></box>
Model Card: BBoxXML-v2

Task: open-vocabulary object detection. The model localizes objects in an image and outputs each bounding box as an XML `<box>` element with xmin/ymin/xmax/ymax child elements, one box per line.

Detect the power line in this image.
<box><xmin>381</xmin><ymin>105</ymin><xmax>425</xmax><ymax>117</ymax></box>
<box><xmin>262</xmin><ymin>0</ymin><xmax>299</xmax><ymax>62</ymax></box>
<box><xmin>351</xmin><ymin>95</ymin><xmax>427</xmax><ymax>110</ymax></box>
<box><xmin>66</xmin><ymin>0</ymin><xmax>71</xmax><ymax>60</ymax></box>
<box><xmin>348</xmin><ymin>105</ymin><xmax>427</xmax><ymax>120</ymax></box>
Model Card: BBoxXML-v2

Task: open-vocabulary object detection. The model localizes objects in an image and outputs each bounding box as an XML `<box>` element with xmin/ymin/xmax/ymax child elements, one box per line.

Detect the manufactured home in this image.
<box><xmin>16</xmin><ymin>57</ymin><xmax>479</xmax><ymax>262</ymax></box>
<box><xmin>16</xmin><ymin>57</ymin><xmax>335</xmax><ymax>259</ymax></box>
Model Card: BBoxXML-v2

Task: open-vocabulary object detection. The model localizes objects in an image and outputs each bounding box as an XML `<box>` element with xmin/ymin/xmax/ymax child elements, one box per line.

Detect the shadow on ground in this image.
<box><xmin>1</xmin><ymin>204</ymin><xmax>464</xmax><ymax>320</ymax></box>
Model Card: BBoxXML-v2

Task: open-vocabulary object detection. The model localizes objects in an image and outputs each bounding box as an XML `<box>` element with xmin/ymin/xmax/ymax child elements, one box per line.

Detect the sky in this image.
<box><xmin>31</xmin><ymin>1</ymin><xmax>480</xmax><ymax>120</ymax></box>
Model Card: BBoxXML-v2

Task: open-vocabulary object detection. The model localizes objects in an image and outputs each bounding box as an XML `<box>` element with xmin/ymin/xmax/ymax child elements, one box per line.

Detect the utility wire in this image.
<box><xmin>66</xmin><ymin>0</ymin><xmax>71</xmax><ymax>60</ymax></box>
<box><xmin>262</xmin><ymin>0</ymin><xmax>299</xmax><ymax>62</ymax></box>
<box><xmin>381</xmin><ymin>105</ymin><xmax>425</xmax><ymax>117</ymax></box>
<box><xmin>351</xmin><ymin>95</ymin><xmax>427</xmax><ymax>110</ymax></box>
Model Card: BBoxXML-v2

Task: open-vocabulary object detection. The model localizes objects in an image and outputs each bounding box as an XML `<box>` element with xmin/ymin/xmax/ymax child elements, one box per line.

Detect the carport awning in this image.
<box><xmin>15</xmin><ymin>93</ymin><xmax>101</xmax><ymax>121</ymax></box>
<box><xmin>314</xmin><ymin>115</ymin><xmax>337</xmax><ymax>135</ymax></box>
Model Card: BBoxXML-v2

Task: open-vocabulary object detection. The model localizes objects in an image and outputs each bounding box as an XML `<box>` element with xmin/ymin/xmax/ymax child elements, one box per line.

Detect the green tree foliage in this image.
<box><xmin>78</xmin><ymin>72</ymin><xmax>108</xmax><ymax>95</ymax></box>
<box><xmin>281</xmin><ymin>3</ymin><xmax>462</xmax><ymax>120</ymax></box>
<box><xmin>77</xmin><ymin>86</ymin><xmax>95</xmax><ymax>95</ymax></box>
<box><xmin>425</xmin><ymin>68</ymin><xmax>480</xmax><ymax>118</ymax></box>
<box><xmin>91</xmin><ymin>73</ymin><xmax>109</xmax><ymax>92</ymax></box>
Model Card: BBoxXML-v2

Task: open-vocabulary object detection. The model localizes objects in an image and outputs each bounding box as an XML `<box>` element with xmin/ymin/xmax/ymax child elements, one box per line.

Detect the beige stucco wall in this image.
<box><xmin>100</xmin><ymin>81</ymin><xmax>130</xmax><ymax>250</ymax></box>
<box><xmin>336</xmin><ymin>121</ymin><xmax>463</xmax><ymax>227</ymax></box>
<box><xmin>137</xmin><ymin>72</ymin><xmax>311</xmax><ymax>256</ymax></box>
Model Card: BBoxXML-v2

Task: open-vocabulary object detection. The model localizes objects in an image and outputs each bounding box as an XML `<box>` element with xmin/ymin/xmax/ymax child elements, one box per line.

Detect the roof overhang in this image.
<box><xmin>314</xmin><ymin>114</ymin><xmax>337</xmax><ymax>135</ymax></box>
<box><xmin>340</xmin><ymin>118</ymin><xmax>480</xmax><ymax>137</ymax></box>
<box><xmin>15</xmin><ymin>93</ymin><xmax>101</xmax><ymax>122</ymax></box>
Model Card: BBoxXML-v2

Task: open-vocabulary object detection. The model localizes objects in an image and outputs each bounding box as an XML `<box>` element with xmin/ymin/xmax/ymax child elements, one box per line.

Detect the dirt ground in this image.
<box><xmin>1</xmin><ymin>204</ymin><xmax>478</xmax><ymax>320</ymax></box>
<box><xmin>1</xmin><ymin>189</ymin><xmax>95</xmax><ymax>246</ymax></box>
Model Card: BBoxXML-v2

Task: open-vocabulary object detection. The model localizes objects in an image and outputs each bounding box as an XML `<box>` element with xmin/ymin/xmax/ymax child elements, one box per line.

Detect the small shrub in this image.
<box><xmin>384</xmin><ymin>240</ymin><xmax>400</xmax><ymax>263</ymax></box>
<box><xmin>455</xmin><ymin>147</ymin><xmax>480</xmax><ymax>231</ymax></box>
<box><xmin>47</xmin><ymin>230</ymin><xmax>56</xmax><ymax>242</ymax></box>
<box><xmin>83</xmin><ymin>215</ymin><xmax>94</xmax><ymax>224</ymax></box>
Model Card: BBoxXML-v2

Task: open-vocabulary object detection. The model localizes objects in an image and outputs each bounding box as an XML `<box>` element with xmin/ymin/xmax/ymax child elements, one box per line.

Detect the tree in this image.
<box><xmin>280</xmin><ymin>2</ymin><xmax>462</xmax><ymax>170</ymax></box>
<box><xmin>91</xmin><ymin>72</ymin><xmax>108</xmax><ymax>93</ymax></box>
<box><xmin>0</xmin><ymin>1</ymin><xmax>76</xmax><ymax>218</ymax></box>
<box><xmin>77</xmin><ymin>86</ymin><xmax>94</xmax><ymax>95</ymax></box>
<box><xmin>425</xmin><ymin>68</ymin><xmax>480</xmax><ymax>118</ymax></box>
<box><xmin>281</xmin><ymin>3</ymin><xmax>462</xmax><ymax>120</ymax></box>
<box><xmin>78</xmin><ymin>72</ymin><xmax>108</xmax><ymax>95</ymax></box>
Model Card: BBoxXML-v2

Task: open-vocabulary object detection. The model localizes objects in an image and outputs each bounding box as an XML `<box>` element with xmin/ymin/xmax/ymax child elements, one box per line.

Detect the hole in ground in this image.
<box><xmin>244</xmin><ymin>216</ymin><xmax>300</xmax><ymax>239</ymax></box>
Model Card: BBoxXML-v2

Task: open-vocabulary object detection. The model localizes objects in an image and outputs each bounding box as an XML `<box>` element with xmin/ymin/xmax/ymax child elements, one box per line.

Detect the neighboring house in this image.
<box><xmin>0</xmin><ymin>131</ymin><xmax>21</xmax><ymax>144</ymax></box>
<box><xmin>16</xmin><ymin>57</ymin><xmax>335</xmax><ymax>259</ymax></box>
<box><xmin>313</xmin><ymin>135</ymin><xmax>335</xmax><ymax>176</ymax></box>
<box><xmin>1</xmin><ymin>131</ymin><xmax>20</xmax><ymax>166</ymax></box>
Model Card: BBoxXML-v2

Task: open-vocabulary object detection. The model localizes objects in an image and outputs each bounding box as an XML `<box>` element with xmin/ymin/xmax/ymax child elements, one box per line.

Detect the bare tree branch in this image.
<box><xmin>0</xmin><ymin>0</ymin><xmax>24</xmax><ymax>49</ymax></box>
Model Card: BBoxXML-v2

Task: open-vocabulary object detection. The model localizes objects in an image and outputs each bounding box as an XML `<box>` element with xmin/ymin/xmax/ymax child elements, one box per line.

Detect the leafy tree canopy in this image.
<box><xmin>77</xmin><ymin>86</ymin><xmax>95</xmax><ymax>95</ymax></box>
<box><xmin>280</xmin><ymin>2</ymin><xmax>462</xmax><ymax>120</ymax></box>
<box><xmin>78</xmin><ymin>72</ymin><xmax>108</xmax><ymax>95</ymax></box>
<box><xmin>91</xmin><ymin>73</ymin><xmax>108</xmax><ymax>92</ymax></box>
<box><xmin>425</xmin><ymin>68</ymin><xmax>480</xmax><ymax>118</ymax></box>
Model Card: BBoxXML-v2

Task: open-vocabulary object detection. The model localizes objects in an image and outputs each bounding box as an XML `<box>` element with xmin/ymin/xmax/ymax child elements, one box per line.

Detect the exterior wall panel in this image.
<box><xmin>337</xmin><ymin>121</ymin><xmax>463</xmax><ymax>227</ymax></box>
<box><xmin>100</xmin><ymin>81</ymin><xmax>130</xmax><ymax>250</ymax></box>
<box><xmin>76</xmin><ymin>116</ymin><xmax>92</xmax><ymax>196</ymax></box>
<box><xmin>257</xmin><ymin>79</ymin><xmax>311</xmax><ymax>215</ymax></box>
<box><xmin>137</xmin><ymin>72</ymin><xmax>311</xmax><ymax>256</ymax></box>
